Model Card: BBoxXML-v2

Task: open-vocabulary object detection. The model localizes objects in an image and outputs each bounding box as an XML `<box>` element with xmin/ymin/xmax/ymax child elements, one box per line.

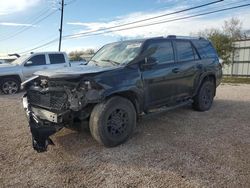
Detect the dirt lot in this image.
<box><xmin>0</xmin><ymin>84</ymin><xmax>249</xmax><ymax>188</ymax></box>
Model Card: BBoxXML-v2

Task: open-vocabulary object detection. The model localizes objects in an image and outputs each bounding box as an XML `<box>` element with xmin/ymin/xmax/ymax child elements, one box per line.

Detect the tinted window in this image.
<box><xmin>147</xmin><ymin>41</ymin><xmax>174</xmax><ymax>64</ymax></box>
<box><xmin>49</xmin><ymin>54</ymin><xmax>65</xmax><ymax>64</ymax></box>
<box><xmin>26</xmin><ymin>55</ymin><xmax>46</xmax><ymax>66</ymax></box>
<box><xmin>175</xmin><ymin>41</ymin><xmax>194</xmax><ymax>62</ymax></box>
<box><xmin>192</xmin><ymin>40</ymin><xmax>217</xmax><ymax>59</ymax></box>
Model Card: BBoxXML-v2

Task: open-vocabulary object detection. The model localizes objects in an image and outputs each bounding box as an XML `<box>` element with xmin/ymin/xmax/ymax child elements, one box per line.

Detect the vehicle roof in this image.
<box><xmin>28</xmin><ymin>51</ymin><xmax>66</xmax><ymax>55</ymax></box>
<box><xmin>109</xmin><ymin>36</ymin><xmax>207</xmax><ymax>45</ymax></box>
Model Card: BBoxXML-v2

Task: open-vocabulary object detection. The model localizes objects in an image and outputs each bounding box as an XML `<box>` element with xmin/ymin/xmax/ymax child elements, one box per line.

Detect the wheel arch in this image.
<box><xmin>194</xmin><ymin>73</ymin><xmax>216</xmax><ymax>97</ymax></box>
<box><xmin>0</xmin><ymin>75</ymin><xmax>22</xmax><ymax>83</ymax></box>
<box><xmin>106</xmin><ymin>90</ymin><xmax>142</xmax><ymax>117</ymax></box>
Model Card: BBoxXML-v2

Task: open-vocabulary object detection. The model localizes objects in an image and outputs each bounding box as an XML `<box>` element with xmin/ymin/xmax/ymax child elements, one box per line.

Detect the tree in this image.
<box><xmin>195</xmin><ymin>17</ymin><xmax>244</xmax><ymax>65</ymax></box>
<box><xmin>68</xmin><ymin>49</ymin><xmax>95</xmax><ymax>61</ymax></box>
<box><xmin>223</xmin><ymin>17</ymin><xmax>243</xmax><ymax>40</ymax></box>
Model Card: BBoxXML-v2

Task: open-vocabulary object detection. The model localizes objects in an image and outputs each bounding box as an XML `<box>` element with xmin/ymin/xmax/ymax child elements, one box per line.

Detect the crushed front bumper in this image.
<box><xmin>23</xmin><ymin>95</ymin><xmax>65</xmax><ymax>152</ymax></box>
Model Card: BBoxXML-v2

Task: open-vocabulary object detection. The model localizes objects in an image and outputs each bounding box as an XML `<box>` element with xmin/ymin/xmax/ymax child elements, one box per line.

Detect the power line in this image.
<box><xmin>12</xmin><ymin>34</ymin><xmax>59</xmax><ymax>53</ymax></box>
<box><xmin>18</xmin><ymin>2</ymin><xmax>250</xmax><ymax>54</ymax></box>
<box><xmin>0</xmin><ymin>8</ymin><xmax>52</xmax><ymax>38</ymax></box>
<box><xmin>64</xmin><ymin>0</ymin><xmax>223</xmax><ymax>38</ymax></box>
<box><xmin>19</xmin><ymin>38</ymin><xmax>59</xmax><ymax>54</ymax></box>
<box><xmin>0</xmin><ymin>10</ymin><xmax>58</xmax><ymax>41</ymax></box>
<box><xmin>65</xmin><ymin>0</ymin><xmax>77</xmax><ymax>6</ymax></box>
<box><xmin>64</xmin><ymin>3</ymin><xmax>250</xmax><ymax>39</ymax></box>
<box><xmin>18</xmin><ymin>0</ymin><xmax>220</xmax><ymax>54</ymax></box>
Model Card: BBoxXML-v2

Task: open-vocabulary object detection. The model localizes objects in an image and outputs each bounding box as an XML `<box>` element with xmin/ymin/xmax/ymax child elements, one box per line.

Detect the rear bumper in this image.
<box><xmin>23</xmin><ymin>95</ymin><xmax>64</xmax><ymax>152</ymax></box>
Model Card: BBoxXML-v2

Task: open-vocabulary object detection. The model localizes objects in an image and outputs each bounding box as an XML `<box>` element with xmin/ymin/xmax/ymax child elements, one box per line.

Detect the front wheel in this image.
<box><xmin>89</xmin><ymin>96</ymin><xmax>136</xmax><ymax>147</ymax></box>
<box><xmin>192</xmin><ymin>80</ymin><xmax>215</xmax><ymax>111</ymax></box>
<box><xmin>0</xmin><ymin>78</ymin><xmax>20</xmax><ymax>95</ymax></box>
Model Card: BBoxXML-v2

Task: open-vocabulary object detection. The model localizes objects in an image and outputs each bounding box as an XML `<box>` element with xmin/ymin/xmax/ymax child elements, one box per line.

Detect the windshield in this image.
<box><xmin>11</xmin><ymin>54</ymin><xmax>30</xmax><ymax>65</ymax></box>
<box><xmin>88</xmin><ymin>41</ymin><xmax>142</xmax><ymax>67</ymax></box>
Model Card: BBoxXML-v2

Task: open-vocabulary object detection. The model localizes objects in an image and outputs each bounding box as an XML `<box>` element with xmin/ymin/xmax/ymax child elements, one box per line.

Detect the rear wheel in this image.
<box><xmin>89</xmin><ymin>96</ymin><xmax>136</xmax><ymax>147</ymax></box>
<box><xmin>192</xmin><ymin>80</ymin><xmax>215</xmax><ymax>111</ymax></box>
<box><xmin>0</xmin><ymin>78</ymin><xmax>20</xmax><ymax>95</ymax></box>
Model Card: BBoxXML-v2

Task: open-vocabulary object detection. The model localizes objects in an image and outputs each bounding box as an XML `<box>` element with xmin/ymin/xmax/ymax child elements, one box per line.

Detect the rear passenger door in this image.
<box><xmin>48</xmin><ymin>53</ymin><xmax>68</xmax><ymax>70</ymax></box>
<box><xmin>172</xmin><ymin>40</ymin><xmax>200</xmax><ymax>98</ymax></box>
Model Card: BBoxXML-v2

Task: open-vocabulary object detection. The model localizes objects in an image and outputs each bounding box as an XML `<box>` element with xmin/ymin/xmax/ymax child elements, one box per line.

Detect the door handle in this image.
<box><xmin>172</xmin><ymin>68</ymin><xmax>180</xmax><ymax>73</ymax></box>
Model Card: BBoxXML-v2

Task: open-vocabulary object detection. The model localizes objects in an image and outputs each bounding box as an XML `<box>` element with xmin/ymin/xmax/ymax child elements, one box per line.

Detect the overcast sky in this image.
<box><xmin>0</xmin><ymin>0</ymin><xmax>250</xmax><ymax>55</ymax></box>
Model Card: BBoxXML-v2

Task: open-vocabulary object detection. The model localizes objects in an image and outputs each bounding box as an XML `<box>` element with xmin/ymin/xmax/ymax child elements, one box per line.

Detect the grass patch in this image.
<box><xmin>222</xmin><ymin>76</ymin><xmax>250</xmax><ymax>84</ymax></box>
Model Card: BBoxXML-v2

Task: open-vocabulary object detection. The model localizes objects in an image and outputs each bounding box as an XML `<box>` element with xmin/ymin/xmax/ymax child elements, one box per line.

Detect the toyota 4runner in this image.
<box><xmin>22</xmin><ymin>36</ymin><xmax>222</xmax><ymax>152</ymax></box>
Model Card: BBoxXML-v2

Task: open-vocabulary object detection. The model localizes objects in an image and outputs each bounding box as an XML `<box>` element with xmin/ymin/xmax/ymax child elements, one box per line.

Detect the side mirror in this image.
<box><xmin>145</xmin><ymin>57</ymin><xmax>157</xmax><ymax>64</ymax></box>
<box><xmin>25</xmin><ymin>61</ymin><xmax>33</xmax><ymax>66</ymax></box>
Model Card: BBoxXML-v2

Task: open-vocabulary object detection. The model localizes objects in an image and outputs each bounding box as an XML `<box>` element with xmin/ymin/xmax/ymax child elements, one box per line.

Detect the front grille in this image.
<box><xmin>27</xmin><ymin>90</ymin><xmax>68</xmax><ymax>111</ymax></box>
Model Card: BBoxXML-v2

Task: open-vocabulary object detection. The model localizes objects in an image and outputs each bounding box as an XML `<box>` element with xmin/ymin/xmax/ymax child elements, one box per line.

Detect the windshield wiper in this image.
<box><xmin>101</xmin><ymin>59</ymin><xmax>120</xmax><ymax>66</ymax></box>
<box><xmin>89</xmin><ymin>59</ymin><xmax>99</xmax><ymax>66</ymax></box>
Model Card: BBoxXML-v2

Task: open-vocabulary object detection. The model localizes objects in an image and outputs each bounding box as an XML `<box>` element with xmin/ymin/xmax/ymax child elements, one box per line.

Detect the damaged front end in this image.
<box><xmin>22</xmin><ymin>75</ymin><xmax>104</xmax><ymax>152</ymax></box>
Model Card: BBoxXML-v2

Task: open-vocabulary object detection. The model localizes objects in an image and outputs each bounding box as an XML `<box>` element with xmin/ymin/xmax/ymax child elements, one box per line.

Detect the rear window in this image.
<box><xmin>192</xmin><ymin>40</ymin><xmax>218</xmax><ymax>59</ymax></box>
<box><xmin>49</xmin><ymin>54</ymin><xmax>66</xmax><ymax>64</ymax></box>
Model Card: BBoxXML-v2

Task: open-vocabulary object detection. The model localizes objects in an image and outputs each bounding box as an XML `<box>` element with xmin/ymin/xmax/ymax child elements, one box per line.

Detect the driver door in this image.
<box><xmin>141</xmin><ymin>39</ymin><xmax>179</xmax><ymax>108</ymax></box>
<box><xmin>22</xmin><ymin>54</ymin><xmax>48</xmax><ymax>80</ymax></box>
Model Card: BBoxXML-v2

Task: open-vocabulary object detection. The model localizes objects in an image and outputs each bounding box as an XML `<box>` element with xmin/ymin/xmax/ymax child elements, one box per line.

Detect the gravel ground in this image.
<box><xmin>0</xmin><ymin>84</ymin><xmax>249</xmax><ymax>188</ymax></box>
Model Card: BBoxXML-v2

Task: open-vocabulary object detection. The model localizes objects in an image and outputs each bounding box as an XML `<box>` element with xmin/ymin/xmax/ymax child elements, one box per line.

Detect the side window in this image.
<box><xmin>49</xmin><ymin>54</ymin><xmax>66</xmax><ymax>64</ymax></box>
<box><xmin>146</xmin><ymin>41</ymin><xmax>174</xmax><ymax>64</ymax></box>
<box><xmin>175</xmin><ymin>41</ymin><xmax>194</xmax><ymax>62</ymax></box>
<box><xmin>192</xmin><ymin>40</ymin><xmax>218</xmax><ymax>59</ymax></box>
<box><xmin>25</xmin><ymin>55</ymin><xmax>46</xmax><ymax>66</ymax></box>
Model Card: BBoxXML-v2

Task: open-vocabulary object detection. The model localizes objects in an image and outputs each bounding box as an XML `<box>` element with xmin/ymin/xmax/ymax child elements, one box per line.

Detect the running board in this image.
<box><xmin>141</xmin><ymin>99</ymin><xmax>193</xmax><ymax>119</ymax></box>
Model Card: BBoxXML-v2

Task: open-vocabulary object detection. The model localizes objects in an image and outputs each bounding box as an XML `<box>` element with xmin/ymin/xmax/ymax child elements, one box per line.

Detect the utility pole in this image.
<box><xmin>58</xmin><ymin>0</ymin><xmax>64</xmax><ymax>51</ymax></box>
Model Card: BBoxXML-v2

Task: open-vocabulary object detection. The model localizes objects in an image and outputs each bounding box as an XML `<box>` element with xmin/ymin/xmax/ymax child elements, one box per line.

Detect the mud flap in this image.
<box><xmin>29</xmin><ymin>115</ymin><xmax>61</xmax><ymax>153</ymax></box>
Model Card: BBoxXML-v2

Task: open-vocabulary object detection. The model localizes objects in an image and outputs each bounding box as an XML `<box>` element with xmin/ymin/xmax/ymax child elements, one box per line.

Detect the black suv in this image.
<box><xmin>22</xmin><ymin>36</ymin><xmax>222</xmax><ymax>152</ymax></box>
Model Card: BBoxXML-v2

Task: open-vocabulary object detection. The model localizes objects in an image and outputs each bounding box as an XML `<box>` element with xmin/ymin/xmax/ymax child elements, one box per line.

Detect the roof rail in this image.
<box><xmin>166</xmin><ymin>35</ymin><xmax>205</xmax><ymax>40</ymax></box>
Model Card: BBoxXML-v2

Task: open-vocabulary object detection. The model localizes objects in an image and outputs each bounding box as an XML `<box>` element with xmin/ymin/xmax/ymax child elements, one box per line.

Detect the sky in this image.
<box><xmin>0</xmin><ymin>0</ymin><xmax>250</xmax><ymax>55</ymax></box>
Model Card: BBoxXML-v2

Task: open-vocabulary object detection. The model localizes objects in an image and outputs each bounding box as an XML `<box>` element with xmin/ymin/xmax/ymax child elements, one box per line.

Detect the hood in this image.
<box><xmin>34</xmin><ymin>64</ymin><xmax>119</xmax><ymax>79</ymax></box>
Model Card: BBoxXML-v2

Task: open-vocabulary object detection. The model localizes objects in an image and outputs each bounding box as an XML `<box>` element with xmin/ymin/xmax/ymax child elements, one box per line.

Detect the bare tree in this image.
<box><xmin>68</xmin><ymin>49</ymin><xmax>95</xmax><ymax>61</ymax></box>
<box><xmin>194</xmin><ymin>17</ymin><xmax>246</xmax><ymax>65</ymax></box>
<box><xmin>223</xmin><ymin>17</ymin><xmax>243</xmax><ymax>40</ymax></box>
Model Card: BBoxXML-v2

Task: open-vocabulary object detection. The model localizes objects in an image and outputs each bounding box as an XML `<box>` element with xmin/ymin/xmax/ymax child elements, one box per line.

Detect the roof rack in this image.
<box><xmin>166</xmin><ymin>35</ymin><xmax>205</xmax><ymax>40</ymax></box>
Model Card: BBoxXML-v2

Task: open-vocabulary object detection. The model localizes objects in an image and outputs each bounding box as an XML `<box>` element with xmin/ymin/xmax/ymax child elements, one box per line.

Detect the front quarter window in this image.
<box><xmin>24</xmin><ymin>55</ymin><xmax>46</xmax><ymax>66</ymax></box>
<box><xmin>89</xmin><ymin>41</ymin><xmax>142</xmax><ymax>67</ymax></box>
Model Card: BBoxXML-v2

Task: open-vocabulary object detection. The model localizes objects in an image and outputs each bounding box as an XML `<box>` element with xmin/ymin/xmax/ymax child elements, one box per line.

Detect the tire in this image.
<box><xmin>192</xmin><ymin>80</ymin><xmax>215</xmax><ymax>111</ymax></box>
<box><xmin>0</xmin><ymin>78</ymin><xmax>20</xmax><ymax>95</ymax></box>
<box><xmin>89</xmin><ymin>96</ymin><xmax>136</xmax><ymax>147</ymax></box>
